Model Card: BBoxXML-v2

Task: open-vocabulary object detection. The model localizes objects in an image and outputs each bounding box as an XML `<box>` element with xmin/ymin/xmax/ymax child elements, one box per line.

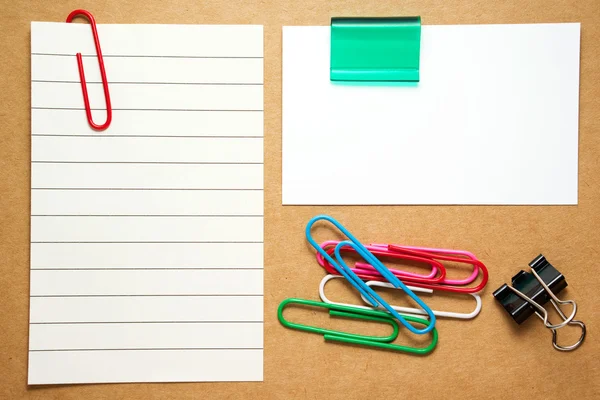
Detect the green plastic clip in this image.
<box><xmin>278</xmin><ymin>298</ymin><xmax>438</xmax><ymax>354</ymax></box>
<box><xmin>330</xmin><ymin>16</ymin><xmax>422</xmax><ymax>82</ymax></box>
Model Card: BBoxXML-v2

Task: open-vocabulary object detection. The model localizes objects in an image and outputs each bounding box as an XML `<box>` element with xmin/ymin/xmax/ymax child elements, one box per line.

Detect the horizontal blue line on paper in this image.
<box><xmin>30</xmin><ymin>348</ymin><xmax>263</xmax><ymax>352</ymax></box>
<box><xmin>31</xmin><ymin>161</ymin><xmax>263</xmax><ymax>165</ymax></box>
<box><xmin>32</xmin><ymin>53</ymin><xmax>264</xmax><ymax>59</ymax></box>
<box><xmin>32</xmin><ymin>134</ymin><xmax>263</xmax><ymax>138</ymax></box>
<box><xmin>31</xmin><ymin>294</ymin><xmax>264</xmax><ymax>297</ymax></box>
<box><xmin>32</xmin><ymin>107</ymin><xmax>263</xmax><ymax>112</ymax></box>
<box><xmin>31</xmin><ymin>321</ymin><xmax>264</xmax><ymax>324</ymax></box>
<box><xmin>31</xmin><ymin>268</ymin><xmax>263</xmax><ymax>271</ymax></box>
<box><xmin>31</xmin><ymin>241</ymin><xmax>264</xmax><ymax>244</ymax></box>
<box><xmin>32</xmin><ymin>80</ymin><xmax>263</xmax><ymax>86</ymax></box>
<box><xmin>31</xmin><ymin>215</ymin><xmax>263</xmax><ymax>217</ymax></box>
<box><xmin>31</xmin><ymin>188</ymin><xmax>264</xmax><ymax>191</ymax></box>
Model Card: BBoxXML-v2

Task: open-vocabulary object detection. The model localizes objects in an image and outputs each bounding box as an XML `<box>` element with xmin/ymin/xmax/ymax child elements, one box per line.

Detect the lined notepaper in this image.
<box><xmin>29</xmin><ymin>22</ymin><xmax>263</xmax><ymax>384</ymax></box>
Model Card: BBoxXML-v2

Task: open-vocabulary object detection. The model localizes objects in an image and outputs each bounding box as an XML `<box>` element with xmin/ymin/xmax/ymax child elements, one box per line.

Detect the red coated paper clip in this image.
<box><xmin>386</xmin><ymin>244</ymin><xmax>488</xmax><ymax>293</ymax></box>
<box><xmin>66</xmin><ymin>9</ymin><xmax>112</xmax><ymax>131</ymax></box>
<box><xmin>316</xmin><ymin>241</ymin><xmax>488</xmax><ymax>294</ymax></box>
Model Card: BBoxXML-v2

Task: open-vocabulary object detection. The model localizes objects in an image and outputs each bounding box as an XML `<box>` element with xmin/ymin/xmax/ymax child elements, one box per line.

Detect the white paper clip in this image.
<box><xmin>319</xmin><ymin>274</ymin><xmax>482</xmax><ymax>320</ymax></box>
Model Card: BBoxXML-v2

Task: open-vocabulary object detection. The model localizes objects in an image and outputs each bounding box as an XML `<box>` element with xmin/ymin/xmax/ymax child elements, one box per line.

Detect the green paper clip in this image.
<box><xmin>330</xmin><ymin>16</ymin><xmax>422</xmax><ymax>82</ymax></box>
<box><xmin>278</xmin><ymin>298</ymin><xmax>438</xmax><ymax>354</ymax></box>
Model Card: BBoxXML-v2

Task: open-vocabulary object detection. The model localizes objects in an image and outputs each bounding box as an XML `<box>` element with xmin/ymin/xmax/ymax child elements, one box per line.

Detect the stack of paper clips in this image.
<box><xmin>277</xmin><ymin>215</ymin><xmax>489</xmax><ymax>354</ymax></box>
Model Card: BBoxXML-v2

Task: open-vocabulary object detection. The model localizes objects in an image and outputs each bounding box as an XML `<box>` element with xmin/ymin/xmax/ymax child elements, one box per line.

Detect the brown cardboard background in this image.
<box><xmin>1</xmin><ymin>0</ymin><xmax>599</xmax><ymax>398</ymax></box>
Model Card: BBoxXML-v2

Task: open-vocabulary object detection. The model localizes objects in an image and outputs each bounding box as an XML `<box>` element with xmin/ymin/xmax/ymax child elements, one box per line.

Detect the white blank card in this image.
<box><xmin>282</xmin><ymin>24</ymin><xmax>580</xmax><ymax>205</ymax></box>
<box><xmin>30</xmin><ymin>22</ymin><xmax>263</xmax><ymax>384</ymax></box>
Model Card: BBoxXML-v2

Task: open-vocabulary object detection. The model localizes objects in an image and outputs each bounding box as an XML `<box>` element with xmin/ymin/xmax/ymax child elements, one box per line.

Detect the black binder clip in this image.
<box><xmin>493</xmin><ymin>254</ymin><xmax>586</xmax><ymax>351</ymax></box>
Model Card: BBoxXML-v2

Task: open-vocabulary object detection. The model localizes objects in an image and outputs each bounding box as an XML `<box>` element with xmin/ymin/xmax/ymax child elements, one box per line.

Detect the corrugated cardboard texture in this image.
<box><xmin>1</xmin><ymin>0</ymin><xmax>599</xmax><ymax>398</ymax></box>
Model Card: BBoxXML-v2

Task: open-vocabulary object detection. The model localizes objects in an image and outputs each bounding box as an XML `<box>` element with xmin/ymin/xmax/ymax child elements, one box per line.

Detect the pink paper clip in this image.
<box><xmin>387</xmin><ymin>244</ymin><xmax>488</xmax><ymax>294</ymax></box>
<box><xmin>316</xmin><ymin>241</ymin><xmax>488</xmax><ymax>294</ymax></box>
<box><xmin>316</xmin><ymin>240</ymin><xmax>447</xmax><ymax>284</ymax></box>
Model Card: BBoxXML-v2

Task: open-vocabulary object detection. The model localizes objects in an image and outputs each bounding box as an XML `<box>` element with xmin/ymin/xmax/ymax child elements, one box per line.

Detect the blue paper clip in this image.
<box><xmin>306</xmin><ymin>215</ymin><xmax>436</xmax><ymax>334</ymax></box>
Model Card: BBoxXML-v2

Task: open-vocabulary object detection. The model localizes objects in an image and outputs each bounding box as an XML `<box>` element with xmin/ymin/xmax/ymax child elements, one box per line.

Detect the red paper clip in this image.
<box><xmin>316</xmin><ymin>241</ymin><xmax>488</xmax><ymax>294</ymax></box>
<box><xmin>66</xmin><ymin>9</ymin><xmax>112</xmax><ymax>131</ymax></box>
<box><xmin>386</xmin><ymin>244</ymin><xmax>489</xmax><ymax>294</ymax></box>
